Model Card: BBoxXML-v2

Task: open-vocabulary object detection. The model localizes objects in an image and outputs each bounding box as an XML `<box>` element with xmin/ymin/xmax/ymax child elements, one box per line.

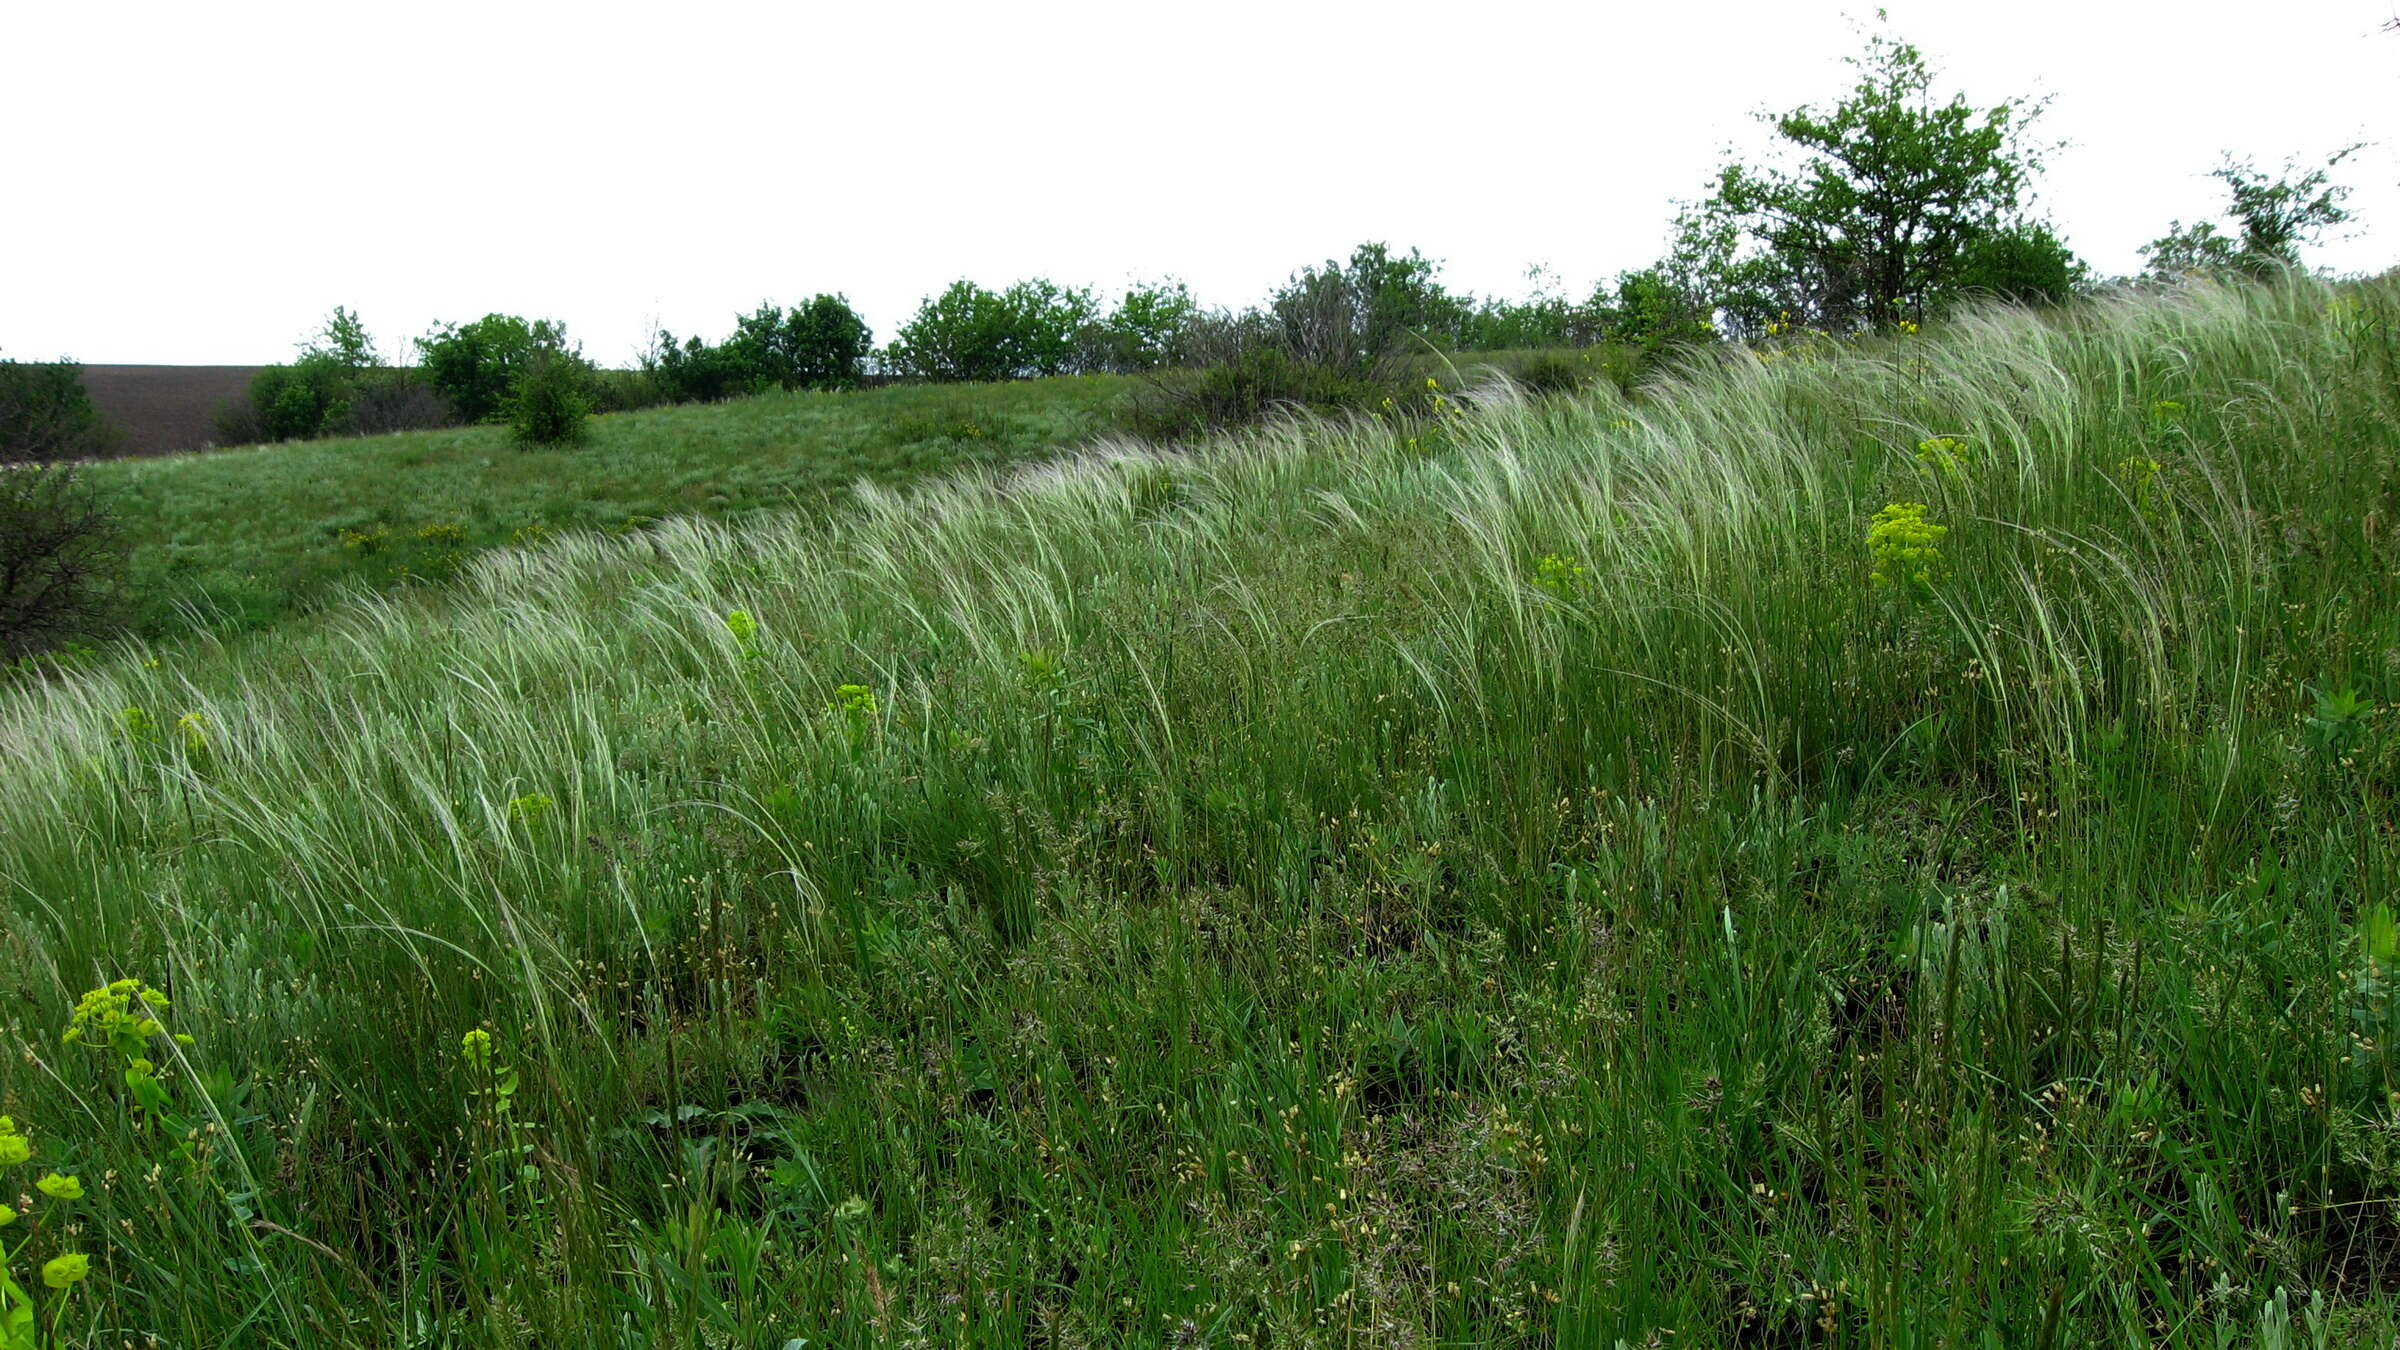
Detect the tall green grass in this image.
<box><xmin>4</xmin><ymin>277</ymin><xmax>2400</xmax><ymax>1345</ymax></box>
<box><xmin>84</xmin><ymin>374</ymin><xmax>1132</xmax><ymax>637</ymax></box>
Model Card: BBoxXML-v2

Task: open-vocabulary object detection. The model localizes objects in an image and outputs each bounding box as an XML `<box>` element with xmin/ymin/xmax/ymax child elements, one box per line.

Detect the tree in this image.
<box><xmin>416</xmin><ymin>315</ymin><xmax>577</xmax><ymax>424</ymax></box>
<box><xmin>885</xmin><ymin>280</ymin><xmax>1098</xmax><ymax>381</ymax></box>
<box><xmin>0</xmin><ymin>359</ymin><xmax>120</xmax><ymax>661</ymax></box>
<box><xmin>2142</xmin><ymin>150</ymin><xmax>2359</xmax><ymax>280</ymax></box>
<box><xmin>723</xmin><ymin>295</ymin><xmax>874</xmax><ymax>391</ymax></box>
<box><xmin>1081</xmin><ymin>281</ymin><xmax>1199</xmax><ymax>372</ymax></box>
<box><xmin>1690</xmin><ymin>26</ymin><xmax>2064</xmax><ymax>335</ymax></box>
<box><xmin>506</xmin><ymin>347</ymin><xmax>594</xmax><ymax>448</ymax></box>
<box><xmin>1270</xmin><ymin>242</ymin><xmax>1468</xmax><ymax>370</ymax></box>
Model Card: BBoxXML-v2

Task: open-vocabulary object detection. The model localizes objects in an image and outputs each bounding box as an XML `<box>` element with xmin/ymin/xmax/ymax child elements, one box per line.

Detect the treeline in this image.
<box><xmin>211</xmin><ymin>14</ymin><xmax>2361</xmax><ymax>451</ymax></box>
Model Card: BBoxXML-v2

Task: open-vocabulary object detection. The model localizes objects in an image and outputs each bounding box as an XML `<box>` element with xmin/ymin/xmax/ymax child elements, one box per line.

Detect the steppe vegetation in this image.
<box><xmin>1</xmin><ymin>19</ymin><xmax>2393</xmax><ymax>1347</ymax></box>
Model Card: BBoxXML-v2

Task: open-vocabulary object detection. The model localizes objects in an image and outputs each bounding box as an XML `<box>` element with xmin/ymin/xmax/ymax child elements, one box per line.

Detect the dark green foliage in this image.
<box><xmin>1123</xmin><ymin>344</ymin><xmax>1385</xmax><ymax>441</ymax></box>
<box><xmin>885</xmin><ymin>279</ymin><xmax>1099</xmax><ymax>381</ymax></box>
<box><xmin>1690</xmin><ymin>26</ymin><xmax>2071</xmax><ymax>333</ymax></box>
<box><xmin>229</xmin><ymin>309</ymin><xmax>453</xmax><ymax>444</ymax></box>
<box><xmin>646</xmin><ymin>332</ymin><xmax>746</xmax><ymax>404</ymax></box>
<box><xmin>1270</xmin><ymin>241</ymin><xmax>1469</xmax><ymax>370</ymax></box>
<box><xmin>506</xmin><ymin>349</ymin><xmax>594</xmax><ymax>448</ymax></box>
<box><xmin>2144</xmin><ymin>149</ymin><xmax>2359</xmax><ymax>280</ymax></box>
<box><xmin>1954</xmin><ymin>222</ymin><xmax>2087</xmax><ymax>306</ymax></box>
<box><xmin>417</xmin><ymin>314</ymin><xmax>575</xmax><ymax>425</ymax></box>
<box><xmin>0</xmin><ymin>358</ymin><xmax>121</xmax><ymax>660</ymax></box>
<box><xmin>0</xmin><ymin>357</ymin><xmax>118</xmax><ymax>462</ymax></box>
<box><xmin>1079</xmin><ymin>281</ymin><xmax>1199</xmax><ymax>373</ymax></box>
<box><xmin>1609</xmin><ymin>263</ymin><xmax>1720</xmax><ymax>351</ymax></box>
<box><xmin>245</xmin><ymin>354</ymin><xmax>357</xmax><ymax>442</ymax></box>
<box><xmin>725</xmin><ymin>295</ymin><xmax>875</xmax><ymax>391</ymax></box>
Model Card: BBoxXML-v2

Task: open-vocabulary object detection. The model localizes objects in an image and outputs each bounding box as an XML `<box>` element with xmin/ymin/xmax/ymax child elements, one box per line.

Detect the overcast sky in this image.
<box><xmin>4</xmin><ymin>1</ymin><xmax>2394</xmax><ymax>366</ymax></box>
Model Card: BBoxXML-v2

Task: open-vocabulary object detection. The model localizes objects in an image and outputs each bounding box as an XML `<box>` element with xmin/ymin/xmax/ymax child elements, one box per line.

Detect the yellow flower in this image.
<box><xmin>460</xmin><ymin>1028</ymin><xmax>494</xmax><ymax>1071</ymax></box>
<box><xmin>37</xmin><ymin>1172</ymin><xmax>84</xmax><ymax>1200</ymax></box>
<box><xmin>1867</xmin><ymin>502</ymin><xmax>1949</xmax><ymax>589</ymax></box>
<box><xmin>41</xmin><ymin>1253</ymin><xmax>89</xmax><ymax>1288</ymax></box>
<box><xmin>0</xmin><ymin>1117</ymin><xmax>29</xmax><ymax>1167</ymax></box>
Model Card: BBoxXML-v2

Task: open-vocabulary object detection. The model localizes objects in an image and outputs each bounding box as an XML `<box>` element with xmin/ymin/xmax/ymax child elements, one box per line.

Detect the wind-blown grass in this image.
<box><xmin>83</xmin><ymin>374</ymin><xmax>1132</xmax><ymax>637</ymax></box>
<box><xmin>4</xmin><ymin>276</ymin><xmax>2400</xmax><ymax>1345</ymax></box>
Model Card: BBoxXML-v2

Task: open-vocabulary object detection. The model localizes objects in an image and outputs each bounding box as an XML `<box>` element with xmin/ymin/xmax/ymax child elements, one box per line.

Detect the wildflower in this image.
<box><xmin>723</xmin><ymin>609</ymin><xmax>758</xmax><ymax>646</ymax></box>
<box><xmin>1533</xmin><ymin>554</ymin><xmax>1590</xmax><ymax>598</ymax></box>
<box><xmin>1897</xmin><ymin>319</ymin><xmax>1920</xmax><ymax>335</ymax></box>
<box><xmin>0</xmin><ymin>1206</ymin><xmax>15</xmax><ymax>1228</ymax></box>
<box><xmin>2149</xmin><ymin>400</ymin><xmax>2185</xmax><ymax>427</ymax></box>
<box><xmin>119</xmin><ymin>706</ymin><xmax>154</xmax><ymax>741</ymax></box>
<box><xmin>0</xmin><ymin>1117</ymin><xmax>28</xmax><ymax>1166</ymax></box>
<box><xmin>1914</xmin><ymin>436</ymin><xmax>1971</xmax><ymax>476</ymax></box>
<box><xmin>1868</xmin><ymin>503</ymin><xmax>1949</xmax><ymax>589</ymax></box>
<box><xmin>506</xmin><ymin>793</ymin><xmax>553</xmax><ymax>824</ymax></box>
<box><xmin>461</xmin><ymin>1028</ymin><xmax>494</xmax><ymax>1071</ymax></box>
<box><xmin>36</xmin><ymin>1172</ymin><xmax>82</xmax><ymax>1201</ymax></box>
<box><xmin>834</xmin><ymin>684</ymin><xmax>877</xmax><ymax>716</ymax></box>
<box><xmin>63</xmin><ymin>979</ymin><xmax>172</xmax><ymax>1060</ymax></box>
<box><xmin>41</xmin><ymin>1253</ymin><xmax>89</xmax><ymax>1288</ymax></box>
<box><xmin>175</xmin><ymin>712</ymin><xmax>208</xmax><ymax>754</ymax></box>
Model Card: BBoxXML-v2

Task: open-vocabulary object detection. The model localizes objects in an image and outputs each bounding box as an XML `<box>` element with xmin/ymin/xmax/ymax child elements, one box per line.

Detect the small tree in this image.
<box><xmin>0</xmin><ymin>359</ymin><xmax>120</xmax><ymax>660</ymax></box>
<box><xmin>2142</xmin><ymin>150</ymin><xmax>2359</xmax><ymax>280</ymax></box>
<box><xmin>417</xmin><ymin>315</ymin><xmax>575</xmax><ymax>424</ymax></box>
<box><xmin>1271</xmin><ymin>242</ymin><xmax>1468</xmax><ymax>371</ymax></box>
<box><xmin>723</xmin><ymin>295</ymin><xmax>874</xmax><ymax>391</ymax></box>
<box><xmin>506</xmin><ymin>348</ymin><xmax>593</xmax><ymax>448</ymax></box>
<box><xmin>886</xmin><ymin>280</ymin><xmax>1098</xmax><ymax>381</ymax></box>
<box><xmin>1082</xmin><ymin>281</ymin><xmax>1199</xmax><ymax>372</ymax></box>
<box><xmin>1688</xmin><ymin>26</ymin><xmax>2064</xmax><ymax>334</ymax></box>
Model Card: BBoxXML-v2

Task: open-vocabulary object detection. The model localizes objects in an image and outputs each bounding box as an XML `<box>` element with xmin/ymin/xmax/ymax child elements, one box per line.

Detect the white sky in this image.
<box><xmin>4</xmin><ymin>0</ymin><xmax>2394</xmax><ymax>366</ymax></box>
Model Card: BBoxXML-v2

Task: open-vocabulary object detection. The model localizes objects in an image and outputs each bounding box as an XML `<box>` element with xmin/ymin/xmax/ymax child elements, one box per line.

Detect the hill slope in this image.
<box><xmin>85</xmin><ymin>373</ymin><xmax>1132</xmax><ymax>634</ymax></box>
<box><xmin>4</xmin><ymin>279</ymin><xmax>2400</xmax><ymax>1345</ymax></box>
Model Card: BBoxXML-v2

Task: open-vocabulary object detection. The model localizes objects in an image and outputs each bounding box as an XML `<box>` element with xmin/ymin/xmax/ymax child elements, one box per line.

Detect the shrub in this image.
<box><xmin>346</xmin><ymin>368</ymin><xmax>455</xmax><ymax>435</ymax></box>
<box><xmin>507</xmin><ymin>349</ymin><xmax>593</xmax><ymax>447</ymax></box>
<box><xmin>727</xmin><ymin>295</ymin><xmax>874</xmax><ymax>391</ymax></box>
<box><xmin>1271</xmin><ymin>242</ymin><xmax>1469</xmax><ymax>371</ymax></box>
<box><xmin>1124</xmin><ymin>345</ymin><xmax>1384</xmax><ymax>441</ymax></box>
<box><xmin>646</xmin><ymin>332</ymin><xmax>746</xmax><ymax>404</ymax></box>
<box><xmin>230</xmin><ymin>310</ymin><xmax>455</xmax><ymax>443</ymax></box>
<box><xmin>0</xmin><ymin>358</ymin><xmax>118</xmax><ymax>462</ymax></box>
<box><xmin>885</xmin><ymin>279</ymin><xmax>1098</xmax><ymax>381</ymax></box>
<box><xmin>1079</xmin><ymin>282</ymin><xmax>1200</xmax><ymax>373</ymax></box>
<box><xmin>418</xmin><ymin>315</ymin><xmax>574</xmax><ymax>424</ymax></box>
<box><xmin>0</xmin><ymin>358</ymin><xmax>122</xmax><ymax>660</ymax></box>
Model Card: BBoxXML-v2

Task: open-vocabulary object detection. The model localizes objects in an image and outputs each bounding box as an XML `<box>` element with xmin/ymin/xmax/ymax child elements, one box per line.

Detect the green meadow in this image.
<box><xmin>7</xmin><ymin>277</ymin><xmax>2400</xmax><ymax>1346</ymax></box>
<box><xmin>85</xmin><ymin>374</ymin><xmax>1132</xmax><ymax>636</ymax></box>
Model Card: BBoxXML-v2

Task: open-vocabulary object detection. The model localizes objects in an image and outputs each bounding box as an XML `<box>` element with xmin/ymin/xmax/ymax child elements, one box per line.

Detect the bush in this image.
<box><xmin>507</xmin><ymin>349</ymin><xmax>594</xmax><ymax>447</ymax></box>
<box><xmin>885</xmin><ymin>279</ymin><xmax>1098</xmax><ymax>381</ymax></box>
<box><xmin>1123</xmin><ymin>345</ymin><xmax>1385</xmax><ymax>441</ymax></box>
<box><xmin>0</xmin><ymin>358</ymin><xmax>120</xmax><ymax>659</ymax></box>
<box><xmin>417</xmin><ymin>315</ymin><xmax>574</xmax><ymax>424</ymax></box>
<box><xmin>346</xmin><ymin>368</ymin><xmax>455</xmax><ymax>435</ymax></box>
<box><xmin>0</xmin><ymin>358</ymin><xmax>118</xmax><ymax>461</ymax></box>
<box><xmin>229</xmin><ymin>310</ymin><xmax>456</xmax><ymax>443</ymax></box>
<box><xmin>1271</xmin><ymin>242</ymin><xmax>1469</xmax><ymax>372</ymax></box>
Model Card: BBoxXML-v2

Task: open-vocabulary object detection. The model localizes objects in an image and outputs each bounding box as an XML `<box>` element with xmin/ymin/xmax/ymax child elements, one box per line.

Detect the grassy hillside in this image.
<box><xmin>86</xmin><ymin>374</ymin><xmax>1133</xmax><ymax>635</ymax></box>
<box><xmin>5</xmin><ymin>278</ymin><xmax>2400</xmax><ymax>1346</ymax></box>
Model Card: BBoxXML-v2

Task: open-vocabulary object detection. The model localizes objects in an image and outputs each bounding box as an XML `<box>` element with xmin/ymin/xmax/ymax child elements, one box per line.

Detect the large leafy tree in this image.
<box><xmin>1690</xmin><ymin>28</ymin><xmax>2072</xmax><ymax>335</ymax></box>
